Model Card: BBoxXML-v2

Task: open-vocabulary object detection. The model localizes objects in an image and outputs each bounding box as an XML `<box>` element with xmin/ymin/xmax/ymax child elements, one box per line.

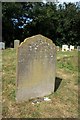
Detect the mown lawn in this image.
<box><xmin>2</xmin><ymin>48</ymin><xmax>79</xmax><ymax>118</ymax></box>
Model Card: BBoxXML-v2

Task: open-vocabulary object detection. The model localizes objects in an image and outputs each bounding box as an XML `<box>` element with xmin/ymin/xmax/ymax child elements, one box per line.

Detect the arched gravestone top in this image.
<box><xmin>16</xmin><ymin>34</ymin><xmax>56</xmax><ymax>102</ymax></box>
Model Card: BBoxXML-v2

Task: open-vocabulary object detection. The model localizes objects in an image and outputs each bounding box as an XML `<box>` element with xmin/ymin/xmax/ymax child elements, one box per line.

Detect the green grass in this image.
<box><xmin>57</xmin><ymin>52</ymin><xmax>78</xmax><ymax>72</ymax></box>
<box><xmin>2</xmin><ymin>48</ymin><xmax>78</xmax><ymax>118</ymax></box>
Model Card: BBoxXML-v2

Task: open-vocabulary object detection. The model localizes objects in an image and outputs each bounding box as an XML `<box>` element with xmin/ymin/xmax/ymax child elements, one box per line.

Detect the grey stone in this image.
<box><xmin>16</xmin><ymin>34</ymin><xmax>56</xmax><ymax>102</ymax></box>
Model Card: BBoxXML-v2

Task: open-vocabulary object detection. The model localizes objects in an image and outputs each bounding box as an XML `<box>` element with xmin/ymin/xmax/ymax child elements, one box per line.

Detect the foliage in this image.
<box><xmin>2</xmin><ymin>2</ymin><xmax>80</xmax><ymax>47</ymax></box>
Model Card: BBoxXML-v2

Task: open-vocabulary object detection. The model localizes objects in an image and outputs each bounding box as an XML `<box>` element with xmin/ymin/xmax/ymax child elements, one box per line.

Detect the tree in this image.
<box><xmin>2</xmin><ymin>2</ymin><xmax>80</xmax><ymax>47</ymax></box>
<box><xmin>2</xmin><ymin>2</ymin><xmax>24</xmax><ymax>47</ymax></box>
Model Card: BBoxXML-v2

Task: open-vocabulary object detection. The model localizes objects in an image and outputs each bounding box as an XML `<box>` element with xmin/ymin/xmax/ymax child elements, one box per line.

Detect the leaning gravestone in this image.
<box><xmin>14</xmin><ymin>40</ymin><xmax>20</xmax><ymax>48</ymax></box>
<box><xmin>16</xmin><ymin>34</ymin><xmax>56</xmax><ymax>102</ymax></box>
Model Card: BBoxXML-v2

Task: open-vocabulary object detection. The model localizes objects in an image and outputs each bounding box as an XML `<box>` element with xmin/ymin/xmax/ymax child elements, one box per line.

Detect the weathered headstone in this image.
<box><xmin>16</xmin><ymin>34</ymin><xmax>56</xmax><ymax>102</ymax></box>
<box><xmin>77</xmin><ymin>46</ymin><xmax>80</xmax><ymax>51</ymax></box>
<box><xmin>0</xmin><ymin>42</ymin><xmax>5</xmax><ymax>50</ymax></box>
<box><xmin>70</xmin><ymin>45</ymin><xmax>74</xmax><ymax>51</ymax></box>
<box><xmin>62</xmin><ymin>45</ymin><xmax>69</xmax><ymax>51</ymax></box>
<box><xmin>14</xmin><ymin>40</ymin><xmax>20</xmax><ymax>48</ymax></box>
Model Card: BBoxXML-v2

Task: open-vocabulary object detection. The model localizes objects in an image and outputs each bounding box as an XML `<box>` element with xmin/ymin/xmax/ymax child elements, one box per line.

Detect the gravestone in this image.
<box><xmin>62</xmin><ymin>45</ymin><xmax>69</xmax><ymax>51</ymax></box>
<box><xmin>16</xmin><ymin>34</ymin><xmax>56</xmax><ymax>102</ymax></box>
<box><xmin>14</xmin><ymin>40</ymin><xmax>20</xmax><ymax>48</ymax></box>
<box><xmin>0</xmin><ymin>42</ymin><xmax>5</xmax><ymax>50</ymax></box>
<box><xmin>77</xmin><ymin>46</ymin><xmax>80</xmax><ymax>51</ymax></box>
<box><xmin>2</xmin><ymin>42</ymin><xmax>5</xmax><ymax>49</ymax></box>
<box><xmin>70</xmin><ymin>45</ymin><xmax>74</xmax><ymax>51</ymax></box>
<box><xmin>0</xmin><ymin>42</ymin><xmax>3</xmax><ymax>50</ymax></box>
<box><xmin>56</xmin><ymin>46</ymin><xmax>59</xmax><ymax>51</ymax></box>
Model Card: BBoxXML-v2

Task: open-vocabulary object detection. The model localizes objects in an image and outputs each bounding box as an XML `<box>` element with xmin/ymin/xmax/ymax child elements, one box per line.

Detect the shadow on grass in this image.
<box><xmin>54</xmin><ymin>77</ymin><xmax>62</xmax><ymax>92</ymax></box>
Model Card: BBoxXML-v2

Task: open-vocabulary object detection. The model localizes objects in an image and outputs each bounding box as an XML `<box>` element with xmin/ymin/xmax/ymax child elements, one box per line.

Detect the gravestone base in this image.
<box><xmin>16</xmin><ymin>84</ymin><xmax>54</xmax><ymax>102</ymax></box>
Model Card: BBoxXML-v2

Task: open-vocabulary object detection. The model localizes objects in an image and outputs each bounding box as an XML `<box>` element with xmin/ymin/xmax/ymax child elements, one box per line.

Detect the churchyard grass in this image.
<box><xmin>2</xmin><ymin>48</ymin><xmax>78</xmax><ymax>118</ymax></box>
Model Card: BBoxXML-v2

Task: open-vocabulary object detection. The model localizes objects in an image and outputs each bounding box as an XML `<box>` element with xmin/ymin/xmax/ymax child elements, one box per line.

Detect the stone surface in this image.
<box><xmin>16</xmin><ymin>34</ymin><xmax>56</xmax><ymax>102</ymax></box>
<box><xmin>62</xmin><ymin>45</ymin><xmax>69</xmax><ymax>51</ymax></box>
<box><xmin>14</xmin><ymin>40</ymin><xmax>20</xmax><ymax>48</ymax></box>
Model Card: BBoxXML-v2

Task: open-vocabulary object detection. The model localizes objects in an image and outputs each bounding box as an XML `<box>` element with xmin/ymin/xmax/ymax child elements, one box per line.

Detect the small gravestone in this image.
<box><xmin>16</xmin><ymin>34</ymin><xmax>56</xmax><ymax>102</ymax></box>
<box><xmin>14</xmin><ymin>40</ymin><xmax>20</xmax><ymax>48</ymax></box>
<box><xmin>62</xmin><ymin>45</ymin><xmax>69</xmax><ymax>51</ymax></box>
<box><xmin>0</xmin><ymin>42</ymin><xmax>5</xmax><ymax>50</ymax></box>
<box><xmin>70</xmin><ymin>45</ymin><xmax>74</xmax><ymax>51</ymax></box>
<box><xmin>77</xmin><ymin>46</ymin><xmax>80</xmax><ymax>51</ymax></box>
<box><xmin>3</xmin><ymin>42</ymin><xmax>5</xmax><ymax>49</ymax></box>
<box><xmin>56</xmin><ymin>46</ymin><xmax>59</xmax><ymax>51</ymax></box>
